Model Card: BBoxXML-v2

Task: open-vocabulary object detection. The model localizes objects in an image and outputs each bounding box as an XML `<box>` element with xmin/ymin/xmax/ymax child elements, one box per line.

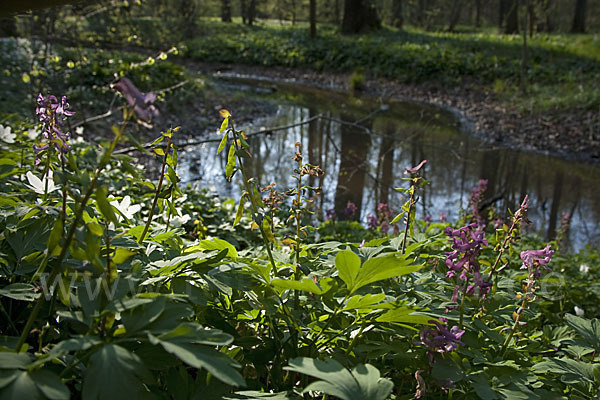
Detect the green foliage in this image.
<box><xmin>1</xmin><ymin>71</ymin><xmax>600</xmax><ymax>400</ymax></box>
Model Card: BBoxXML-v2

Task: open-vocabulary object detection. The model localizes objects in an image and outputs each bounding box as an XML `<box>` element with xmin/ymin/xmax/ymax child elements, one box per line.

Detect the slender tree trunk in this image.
<box><xmin>341</xmin><ymin>0</ymin><xmax>380</xmax><ymax>34</ymax></box>
<box><xmin>334</xmin><ymin>0</ymin><xmax>341</xmax><ymax>24</ymax></box>
<box><xmin>334</xmin><ymin>114</ymin><xmax>371</xmax><ymax>220</ymax></box>
<box><xmin>499</xmin><ymin>0</ymin><xmax>506</xmax><ymax>30</ymax></box>
<box><xmin>310</xmin><ymin>0</ymin><xmax>317</xmax><ymax>37</ymax></box>
<box><xmin>571</xmin><ymin>0</ymin><xmax>587</xmax><ymax>33</ymax></box>
<box><xmin>247</xmin><ymin>0</ymin><xmax>256</xmax><ymax>26</ymax></box>
<box><xmin>241</xmin><ymin>0</ymin><xmax>247</xmax><ymax>24</ymax></box>
<box><xmin>448</xmin><ymin>0</ymin><xmax>464</xmax><ymax>32</ymax></box>
<box><xmin>547</xmin><ymin>171</ymin><xmax>563</xmax><ymax>241</ymax></box>
<box><xmin>504</xmin><ymin>0</ymin><xmax>519</xmax><ymax>34</ymax></box>
<box><xmin>475</xmin><ymin>0</ymin><xmax>481</xmax><ymax>27</ymax></box>
<box><xmin>221</xmin><ymin>0</ymin><xmax>232</xmax><ymax>22</ymax></box>
<box><xmin>392</xmin><ymin>0</ymin><xmax>403</xmax><ymax>29</ymax></box>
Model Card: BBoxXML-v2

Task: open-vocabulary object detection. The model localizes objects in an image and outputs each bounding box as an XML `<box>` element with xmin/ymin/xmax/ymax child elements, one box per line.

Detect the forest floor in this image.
<box><xmin>186</xmin><ymin>61</ymin><xmax>600</xmax><ymax>164</ymax></box>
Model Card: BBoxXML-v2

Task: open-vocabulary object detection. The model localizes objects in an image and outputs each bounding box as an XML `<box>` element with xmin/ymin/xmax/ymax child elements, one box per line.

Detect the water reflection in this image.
<box><xmin>180</xmin><ymin>79</ymin><xmax>600</xmax><ymax>250</ymax></box>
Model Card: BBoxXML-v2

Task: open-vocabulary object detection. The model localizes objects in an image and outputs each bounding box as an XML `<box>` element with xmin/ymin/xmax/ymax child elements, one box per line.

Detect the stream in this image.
<box><xmin>179</xmin><ymin>77</ymin><xmax>600</xmax><ymax>251</ymax></box>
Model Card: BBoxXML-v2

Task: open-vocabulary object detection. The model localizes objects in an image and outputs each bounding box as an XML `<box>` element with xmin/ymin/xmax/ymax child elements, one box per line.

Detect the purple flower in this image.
<box><xmin>34</xmin><ymin>93</ymin><xmax>74</xmax><ymax>164</ymax></box>
<box><xmin>520</xmin><ymin>244</ymin><xmax>554</xmax><ymax>273</ymax></box>
<box><xmin>419</xmin><ymin>320</ymin><xmax>465</xmax><ymax>354</ymax></box>
<box><xmin>404</xmin><ymin>159</ymin><xmax>427</xmax><ymax>175</ymax></box>
<box><xmin>367</xmin><ymin>214</ymin><xmax>378</xmax><ymax>230</ymax></box>
<box><xmin>468</xmin><ymin>179</ymin><xmax>488</xmax><ymax>228</ymax></box>
<box><xmin>344</xmin><ymin>201</ymin><xmax>358</xmax><ymax>218</ymax></box>
<box><xmin>444</xmin><ymin>224</ymin><xmax>490</xmax><ymax>295</ymax></box>
<box><xmin>439</xmin><ymin>212</ymin><xmax>447</xmax><ymax>223</ymax></box>
<box><xmin>325</xmin><ymin>209</ymin><xmax>336</xmax><ymax>221</ymax></box>
<box><xmin>112</xmin><ymin>77</ymin><xmax>159</xmax><ymax>121</ymax></box>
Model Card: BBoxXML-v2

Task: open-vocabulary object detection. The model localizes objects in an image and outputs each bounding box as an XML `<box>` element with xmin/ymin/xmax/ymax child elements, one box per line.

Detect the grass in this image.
<box><xmin>174</xmin><ymin>20</ymin><xmax>600</xmax><ymax>112</ymax></box>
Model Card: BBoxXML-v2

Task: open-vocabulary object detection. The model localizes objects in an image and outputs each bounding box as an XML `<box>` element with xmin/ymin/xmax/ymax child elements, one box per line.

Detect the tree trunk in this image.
<box><xmin>499</xmin><ymin>0</ymin><xmax>506</xmax><ymax>30</ymax></box>
<box><xmin>341</xmin><ymin>0</ymin><xmax>380</xmax><ymax>34</ymax></box>
<box><xmin>0</xmin><ymin>17</ymin><xmax>18</xmax><ymax>36</ymax></box>
<box><xmin>240</xmin><ymin>0</ymin><xmax>247</xmax><ymax>24</ymax></box>
<box><xmin>536</xmin><ymin>0</ymin><xmax>553</xmax><ymax>32</ymax></box>
<box><xmin>448</xmin><ymin>0</ymin><xmax>464</xmax><ymax>32</ymax></box>
<box><xmin>571</xmin><ymin>0</ymin><xmax>587</xmax><ymax>33</ymax></box>
<box><xmin>418</xmin><ymin>0</ymin><xmax>426</xmax><ymax>27</ymax></box>
<box><xmin>221</xmin><ymin>0</ymin><xmax>232</xmax><ymax>22</ymax></box>
<box><xmin>390</xmin><ymin>0</ymin><xmax>403</xmax><ymax>29</ymax></box>
<box><xmin>334</xmin><ymin>114</ymin><xmax>371</xmax><ymax>220</ymax></box>
<box><xmin>475</xmin><ymin>0</ymin><xmax>481</xmax><ymax>27</ymax></box>
<box><xmin>504</xmin><ymin>0</ymin><xmax>519</xmax><ymax>34</ymax></box>
<box><xmin>247</xmin><ymin>0</ymin><xmax>256</xmax><ymax>26</ymax></box>
<box><xmin>309</xmin><ymin>0</ymin><xmax>317</xmax><ymax>37</ymax></box>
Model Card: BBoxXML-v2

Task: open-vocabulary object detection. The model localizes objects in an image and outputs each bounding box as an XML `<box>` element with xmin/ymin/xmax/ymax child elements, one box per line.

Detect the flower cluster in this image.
<box><xmin>468</xmin><ymin>179</ymin><xmax>488</xmax><ymax>228</ymax></box>
<box><xmin>445</xmin><ymin>223</ymin><xmax>491</xmax><ymax>295</ymax></box>
<box><xmin>34</xmin><ymin>94</ymin><xmax>74</xmax><ymax>164</ymax></box>
<box><xmin>520</xmin><ymin>244</ymin><xmax>554</xmax><ymax>278</ymax></box>
<box><xmin>325</xmin><ymin>209</ymin><xmax>336</xmax><ymax>221</ymax></box>
<box><xmin>344</xmin><ymin>201</ymin><xmax>358</xmax><ymax>219</ymax></box>
<box><xmin>418</xmin><ymin>319</ymin><xmax>465</xmax><ymax>364</ymax></box>
<box><xmin>367</xmin><ymin>203</ymin><xmax>393</xmax><ymax>233</ymax></box>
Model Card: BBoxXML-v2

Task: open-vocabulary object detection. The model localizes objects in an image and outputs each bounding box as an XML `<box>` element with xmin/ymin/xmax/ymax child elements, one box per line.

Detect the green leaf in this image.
<box><xmin>158</xmin><ymin>322</ymin><xmax>233</xmax><ymax>346</ymax></box>
<box><xmin>46</xmin><ymin>219</ymin><xmax>63</xmax><ymax>255</ymax></box>
<box><xmin>220</xmin><ymin>117</ymin><xmax>229</xmax><ymax>134</ymax></box>
<box><xmin>564</xmin><ymin>313</ymin><xmax>600</xmax><ymax>352</ymax></box>
<box><xmin>353</xmin><ymin>254</ymin><xmax>421</xmax><ymax>293</ymax></box>
<box><xmin>225</xmin><ymin>143</ymin><xmax>236</xmax><ymax>181</ymax></box>
<box><xmin>335</xmin><ymin>250</ymin><xmax>361</xmax><ymax>292</ymax></box>
<box><xmin>217</xmin><ymin>131</ymin><xmax>228</xmax><ymax>154</ymax></box>
<box><xmin>0</xmin><ymin>352</ymin><xmax>32</xmax><ymax>369</ymax></box>
<box><xmin>432</xmin><ymin>358</ymin><xmax>465</xmax><ymax>383</ymax></box>
<box><xmin>233</xmin><ymin>193</ymin><xmax>247</xmax><ymax>226</ymax></box>
<box><xmin>272</xmin><ymin>277</ymin><xmax>323</xmax><ymax>294</ymax></box>
<box><xmin>285</xmin><ymin>357</ymin><xmax>393</xmax><ymax>400</ymax></box>
<box><xmin>120</xmin><ymin>296</ymin><xmax>166</xmax><ymax>334</ymax></box>
<box><xmin>532</xmin><ymin>357</ymin><xmax>597</xmax><ymax>384</ymax></box>
<box><xmin>148</xmin><ymin>334</ymin><xmax>245</xmax><ymax>387</ymax></box>
<box><xmin>29</xmin><ymin>369</ymin><xmax>70</xmax><ymax>400</ymax></box>
<box><xmin>0</xmin><ymin>368</ymin><xmax>69</xmax><ymax>400</ymax></box>
<box><xmin>0</xmin><ymin>284</ymin><xmax>39</xmax><ymax>302</ymax></box>
<box><xmin>343</xmin><ymin>293</ymin><xmax>386</xmax><ymax>311</ymax></box>
<box><xmin>96</xmin><ymin>186</ymin><xmax>118</xmax><ymax>225</ymax></box>
<box><xmin>375</xmin><ymin>307</ymin><xmax>434</xmax><ymax>327</ymax></box>
<box><xmin>223</xmin><ymin>391</ymin><xmax>297</xmax><ymax>399</ymax></box>
<box><xmin>82</xmin><ymin>344</ymin><xmax>155</xmax><ymax>400</ymax></box>
<box><xmin>0</xmin><ymin>370</ymin><xmax>42</xmax><ymax>399</ymax></box>
<box><xmin>188</xmin><ymin>238</ymin><xmax>238</xmax><ymax>259</ymax></box>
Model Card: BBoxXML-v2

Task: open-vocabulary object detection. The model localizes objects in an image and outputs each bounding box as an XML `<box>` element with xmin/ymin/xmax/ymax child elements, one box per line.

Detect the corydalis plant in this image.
<box><xmin>286</xmin><ymin>141</ymin><xmax>324</xmax><ymax>278</ymax></box>
<box><xmin>501</xmin><ymin>244</ymin><xmax>554</xmax><ymax>354</ymax></box>
<box><xmin>34</xmin><ymin>94</ymin><xmax>74</xmax><ymax>165</ymax></box>
<box><xmin>392</xmin><ymin>160</ymin><xmax>427</xmax><ymax>254</ymax></box>
<box><xmin>218</xmin><ymin>109</ymin><xmax>276</xmax><ymax>270</ymax></box>
<box><xmin>139</xmin><ymin>126</ymin><xmax>179</xmax><ymax>243</ymax></box>
<box><xmin>487</xmin><ymin>195</ymin><xmax>530</xmax><ymax>284</ymax></box>
<box><xmin>468</xmin><ymin>179</ymin><xmax>488</xmax><ymax>228</ymax></box>
<box><xmin>445</xmin><ymin>223</ymin><xmax>490</xmax><ymax>327</ymax></box>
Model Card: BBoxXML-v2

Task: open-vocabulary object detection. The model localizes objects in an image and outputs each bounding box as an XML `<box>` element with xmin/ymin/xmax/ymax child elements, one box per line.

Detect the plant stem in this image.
<box><xmin>139</xmin><ymin>135</ymin><xmax>171</xmax><ymax>244</ymax></box>
<box><xmin>401</xmin><ymin>183</ymin><xmax>416</xmax><ymax>254</ymax></box>
<box><xmin>16</xmin><ymin>118</ymin><xmax>127</xmax><ymax>352</ymax></box>
<box><xmin>501</xmin><ymin>296</ymin><xmax>528</xmax><ymax>356</ymax></box>
<box><xmin>459</xmin><ymin>282</ymin><xmax>468</xmax><ymax>329</ymax></box>
<box><xmin>486</xmin><ymin>219</ymin><xmax>518</xmax><ymax>283</ymax></box>
<box><xmin>230</xmin><ymin>121</ymin><xmax>276</xmax><ymax>271</ymax></box>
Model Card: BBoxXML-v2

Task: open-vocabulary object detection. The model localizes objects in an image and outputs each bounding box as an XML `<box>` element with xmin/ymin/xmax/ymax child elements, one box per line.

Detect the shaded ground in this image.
<box><xmin>183</xmin><ymin>61</ymin><xmax>600</xmax><ymax>164</ymax></box>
